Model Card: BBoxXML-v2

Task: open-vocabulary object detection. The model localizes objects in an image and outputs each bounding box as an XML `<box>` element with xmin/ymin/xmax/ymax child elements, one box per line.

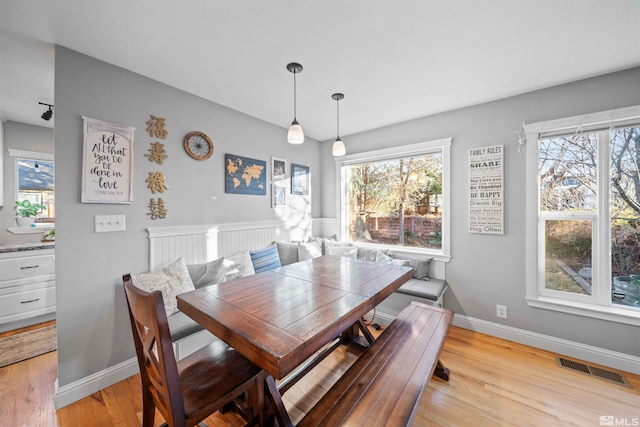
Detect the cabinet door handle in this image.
<box><xmin>21</xmin><ymin>298</ymin><xmax>40</xmax><ymax>304</ymax></box>
<box><xmin>20</xmin><ymin>265</ymin><xmax>40</xmax><ymax>270</ymax></box>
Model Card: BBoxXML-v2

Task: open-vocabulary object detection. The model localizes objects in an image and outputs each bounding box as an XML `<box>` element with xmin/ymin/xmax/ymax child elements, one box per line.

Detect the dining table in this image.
<box><xmin>177</xmin><ymin>254</ymin><xmax>413</xmax><ymax>426</ymax></box>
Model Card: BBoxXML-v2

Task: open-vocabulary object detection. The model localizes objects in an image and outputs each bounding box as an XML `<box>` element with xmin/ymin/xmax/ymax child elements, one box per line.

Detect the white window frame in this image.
<box><xmin>335</xmin><ymin>138</ymin><xmax>451</xmax><ymax>262</ymax></box>
<box><xmin>525</xmin><ymin>105</ymin><xmax>640</xmax><ymax>326</ymax></box>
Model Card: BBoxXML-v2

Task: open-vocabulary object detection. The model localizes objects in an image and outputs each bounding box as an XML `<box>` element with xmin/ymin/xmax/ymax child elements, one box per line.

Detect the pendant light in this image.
<box><xmin>332</xmin><ymin>93</ymin><xmax>346</xmax><ymax>156</ymax></box>
<box><xmin>286</xmin><ymin>63</ymin><xmax>304</xmax><ymax>145</ymax></box>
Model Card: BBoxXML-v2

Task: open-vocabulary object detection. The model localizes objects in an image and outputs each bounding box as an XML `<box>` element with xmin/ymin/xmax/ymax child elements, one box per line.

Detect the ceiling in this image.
<box><xmin>1</xmin><ymin>1</ymin><xmax>639</xmax><ymax>142</ymax></box>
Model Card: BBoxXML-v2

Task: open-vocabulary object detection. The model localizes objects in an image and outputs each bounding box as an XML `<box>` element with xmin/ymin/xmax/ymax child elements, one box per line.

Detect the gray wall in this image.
<box><xmin>54</xmin><ymin>46</ymin><xmax>321</xmax><ymax>386</ymax></box>
<box><xmin>320</xmin><ymin>67</ymin><xmax>640</xmax><ymax>358</ymax></box>
<box><xmin>55</xmin><ymin>42</ymin><xmax>639</xmax><ymax>391</ymax></box>
<box><xmin>0</xmin><ymin>121</ymin><xmax>54</xmax><ymax>245</ymax></box>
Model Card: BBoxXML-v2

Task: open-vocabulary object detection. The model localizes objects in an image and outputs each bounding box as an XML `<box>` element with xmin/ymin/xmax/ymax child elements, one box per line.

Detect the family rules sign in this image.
<box><xmin>82</xmin><ymin>117</ymin><xmax>135</xmax><ymax>204</ymax></box>
<box><xmin>469</xmin><ymin>144</ymin><xmax>504</xmax><ymax>234</ymax></box>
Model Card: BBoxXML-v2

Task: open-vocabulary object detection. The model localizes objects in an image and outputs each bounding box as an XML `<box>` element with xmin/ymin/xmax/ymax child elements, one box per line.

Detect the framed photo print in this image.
<box><xmin>291</xmin><ymin>163</ymin><xmax>309</xmax><ymax>195</ymax></box>
<box><xmin>272</xmin><ymin>157</ymin><xmax>286</xmax><ymax>181</ymax></box>
<box><xmin>272</xmin><ymin>182</ymin><xmax>286</xmax><ymax>207</ymax></box>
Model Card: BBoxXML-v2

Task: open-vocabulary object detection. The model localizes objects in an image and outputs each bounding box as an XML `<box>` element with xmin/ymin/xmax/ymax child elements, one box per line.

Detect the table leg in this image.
<box><xmin>342</xmin><ymin>318</ymin><xmax>373</xmax><ymax>348</ymax></box>
<box><xmin>265</xmin><ymin>375</ymin><xmax>293</xmax><ymax>427</ymax></box>
<box><xmin>356</xmin><ymin>318</ymin><xmax>375</xmax><ymax>344</ymax></box>
<box><xmin>434</xmin><ymin>359</ymin><xmax>450</xmax><ymax>381</ymax></box>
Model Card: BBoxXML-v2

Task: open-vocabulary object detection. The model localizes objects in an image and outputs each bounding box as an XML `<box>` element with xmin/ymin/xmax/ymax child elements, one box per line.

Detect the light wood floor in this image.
<box><xmin>1</xmin><ymin>324</ymin><xmax>638</xmax><ymax>426</ymax></box>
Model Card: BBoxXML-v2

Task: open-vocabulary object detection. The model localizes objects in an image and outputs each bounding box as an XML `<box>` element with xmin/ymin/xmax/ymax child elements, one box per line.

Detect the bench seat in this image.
<box><xmin>298</xmin><ymin>301</ymin><xmax>453</xmax><ymax>427</ymax></box>
<box><xmin>397</xmin><ymin>278</ymin><xmax>447</xmax><ymax>303</ymax></box>
<box><xmin>168</xmin><ymin>311</ymin><xmax>204</xmax><ymax>341</ymax></box>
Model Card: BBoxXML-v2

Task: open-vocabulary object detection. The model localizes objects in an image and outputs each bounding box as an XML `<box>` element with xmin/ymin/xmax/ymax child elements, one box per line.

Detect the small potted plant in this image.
<box><xmin>42</xmin><ymin>228</ymin><xmax>55</xmax><ymax>242</ymax></box>
<box><xmin>15</xmin><ymin>200</ymin><xmax>46</xmax><ymax>227</ymax></box>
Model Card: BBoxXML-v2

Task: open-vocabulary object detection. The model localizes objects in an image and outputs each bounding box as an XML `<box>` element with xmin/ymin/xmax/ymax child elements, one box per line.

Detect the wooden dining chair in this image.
<box><xmin>122</xmin><ymin>274</ymin><xmax>267</xmax><ymax>427</ymax></box>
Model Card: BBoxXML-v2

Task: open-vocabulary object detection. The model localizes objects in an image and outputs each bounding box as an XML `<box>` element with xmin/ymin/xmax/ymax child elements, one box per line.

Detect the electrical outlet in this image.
<box><xmin>496</xmin><ymin>304</ymin><xmax>507</xmax><ymax>319</ymax></box>
<box><xmin>95</xmin><ymin>215</ymin><xmax>126</xmax><ymax>233</ymax></box>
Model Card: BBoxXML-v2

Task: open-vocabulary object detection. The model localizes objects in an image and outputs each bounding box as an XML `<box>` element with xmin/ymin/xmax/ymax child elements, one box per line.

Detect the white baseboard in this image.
<box><xmin>453</xmin><ymin>314</ymin><xmax>640</xmax><ymax>376</ymax></box>
<box><xmin>54</xmin><ymin>357</ymin><xmax>139</xmax><ymax>409</ymax></box>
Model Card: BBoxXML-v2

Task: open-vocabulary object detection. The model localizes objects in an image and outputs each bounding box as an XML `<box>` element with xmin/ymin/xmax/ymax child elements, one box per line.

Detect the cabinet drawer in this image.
<box><xmin>0</xmin><ymin>285</ymin><xmax>56</xmax><ymax>323</ymax></box>
<box><xmin>0</xmin><ymin>254</ymin><xmax>55</xmax><ymax>283</ymax></box>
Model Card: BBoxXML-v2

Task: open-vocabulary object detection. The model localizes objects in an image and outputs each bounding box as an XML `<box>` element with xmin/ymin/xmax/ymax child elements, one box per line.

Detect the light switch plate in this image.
<box><xmin>95</xmin><ymin>215</ymin><xmax>126</xmax><ymax>233</ymax></box>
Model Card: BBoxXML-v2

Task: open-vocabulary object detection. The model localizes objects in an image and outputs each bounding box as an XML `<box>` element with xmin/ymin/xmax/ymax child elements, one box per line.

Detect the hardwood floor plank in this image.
<box><xmin>1</xmin><ymin>325</ymin><xmax>638</xmax><ymax>426</ymax></box>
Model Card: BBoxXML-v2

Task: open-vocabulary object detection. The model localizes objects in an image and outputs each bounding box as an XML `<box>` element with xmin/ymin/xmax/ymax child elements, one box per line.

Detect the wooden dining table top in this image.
<box><xmin>177</xmin><ymin>255</ymin><xmax>413</xmax><ymax>379</ymax></box>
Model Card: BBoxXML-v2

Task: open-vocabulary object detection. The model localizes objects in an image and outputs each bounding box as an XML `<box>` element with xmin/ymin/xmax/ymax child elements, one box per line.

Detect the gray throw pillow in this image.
<box><xmin>275</xmin><ymin>241</ymin><xmax>299</xmax><ymax>266</ymax></box>
<box><xmin>388</xmin><ymin>251</ymin><xmax>433</xmax><ymax>280</ymax></box>
<box><xmin>187</xmin><ymin>257</ymin><xmax>226</xmax><ymax>288</ymax></box>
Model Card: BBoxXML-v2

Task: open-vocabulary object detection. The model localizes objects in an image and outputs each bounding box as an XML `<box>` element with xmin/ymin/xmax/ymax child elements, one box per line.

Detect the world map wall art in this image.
<box><xmin>225</xmin><ymin>153</ymin><xmax>267</xmax><ymax>195</ymax></box>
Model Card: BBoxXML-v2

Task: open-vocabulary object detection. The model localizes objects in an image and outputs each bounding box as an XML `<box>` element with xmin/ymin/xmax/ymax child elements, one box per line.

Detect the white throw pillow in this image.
<box><xmin>298</xmin><ymin>241</ymin><xmax>322</xmax><ymax>261</ymax></box>
<box><xmin>326</xmin><ymin>245</ymin><xmax>358</xmax><ymax>259</ymax></box>
<box><xmin>375</xmin><ymin>251</ymin><xmax>394</xmax><ymax>264</ymax></box>
<box><xmin>187</xmin><ymin>257</ymin><xmax>226</xmax><ymax>288</ymax></box>
<box><xmin>132</xmin><ymin>258</ymin><xmax>195</xmax><ymax>316</ymax></box>
<box><xmin>224</xmin><ymin>250</ymin><xmax>256</xmax><ymax>280</ymax></box>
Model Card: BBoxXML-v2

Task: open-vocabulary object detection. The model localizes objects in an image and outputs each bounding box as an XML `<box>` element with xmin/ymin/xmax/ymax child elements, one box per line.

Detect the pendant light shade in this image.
<box><xmin>288</xmin><ymin>120</ymin><xmax>304</xmax><ymax>145</ymax></box>
<box><xmin>332</xmin><ymin>93</ymin><xmax>346</xmax><ymax>156</ymax></box>
<box><xmin>287</xmin><ymin>63</ymin><xmax>304</xmax><ymax>145</ymax></box>
<box><xmin>332</xmin><ymin>138</ymin><xmax>346</xmax><ymax>157</ymax></box>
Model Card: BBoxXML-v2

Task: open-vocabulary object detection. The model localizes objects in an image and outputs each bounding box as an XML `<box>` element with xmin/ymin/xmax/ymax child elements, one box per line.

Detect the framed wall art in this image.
<box><xmin>81</xmin><ymin>116</ymin><xmax>135</xmax><ymax>204</ymax></box>
<box><xmin>272</xmin><ymin>157</ymin><xmax>286</xmax><ymax>181</ymax></box>
<box><xmin>291</xmin><ymin>163</ymin><xmax>309</xmax><ymax>195</ymax></box>
<box><xmin>468</xmin><ymin>144</ymin><xmax>503</xmax><ymax>234</ymax></box>
<box><xmin>272</xmin><ymin>182</ymin><xmax>286</xmax><ymax>207</ymax></box>
<box><xmin>225</xmin><ymin>153</ymin><xmax>267</xmax><ymax>195</ymax></box>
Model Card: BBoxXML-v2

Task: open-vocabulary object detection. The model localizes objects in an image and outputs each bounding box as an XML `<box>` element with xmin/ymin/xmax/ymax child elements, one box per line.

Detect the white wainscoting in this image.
<box><xmin>148</xmin><ymin>220</ymin><xmax>290</xmax><ymax>271</ymax></box>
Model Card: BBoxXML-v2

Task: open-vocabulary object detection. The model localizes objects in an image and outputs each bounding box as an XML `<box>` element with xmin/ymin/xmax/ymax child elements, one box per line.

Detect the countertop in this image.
<box><xmin>0</xmin><ymin>242</ymin><xmax>55</xmax><ymax>254</ymax></box>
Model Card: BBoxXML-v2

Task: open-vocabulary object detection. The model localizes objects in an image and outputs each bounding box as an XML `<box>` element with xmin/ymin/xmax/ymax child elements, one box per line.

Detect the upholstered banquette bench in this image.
<box><xmin>131</xmin><ymin>238</ymin><xmax>447</xmax><ymax>360</ymax></box>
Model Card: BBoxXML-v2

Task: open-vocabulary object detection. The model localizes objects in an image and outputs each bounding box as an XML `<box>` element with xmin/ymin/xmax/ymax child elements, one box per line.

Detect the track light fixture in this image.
<box><xmin>331</xmin><ymin>93</ymin><xmax>346</xmax><ymax>156</ymax></box>
<box><xmin>39</xmin><ymin>102</ymin><xmax>54</xmax><ymax>121</ymax></box>
<box><xmin>286</xmin><ymin>63</ymin><xmax>304</xmax><ymax>145</ymax></box>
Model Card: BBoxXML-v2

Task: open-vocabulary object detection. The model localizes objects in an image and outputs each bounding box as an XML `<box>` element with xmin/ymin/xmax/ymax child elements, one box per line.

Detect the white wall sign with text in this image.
<box><xmin>469</xmin><ymin>144</ymin><xmax>503</xmax><ymax>234</ymax></box>
<box><xmin>81</xmin><ymin>116</ymin><xmax>135</xmax><ymax>204</ymax></box>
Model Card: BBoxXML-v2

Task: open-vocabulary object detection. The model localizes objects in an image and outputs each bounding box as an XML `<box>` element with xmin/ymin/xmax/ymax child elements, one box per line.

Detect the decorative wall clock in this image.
<box><xmin>183</xmin><ymin>131</ymin><xmax>214</xmax><ymax>160</ymax></box>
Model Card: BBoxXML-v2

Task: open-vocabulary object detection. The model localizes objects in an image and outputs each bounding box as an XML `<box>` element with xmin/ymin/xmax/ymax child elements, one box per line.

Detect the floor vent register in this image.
<box><xmin>556</xmin><ymin>357</ymin><xmax>632</xmax><ymax>388</ymax></box>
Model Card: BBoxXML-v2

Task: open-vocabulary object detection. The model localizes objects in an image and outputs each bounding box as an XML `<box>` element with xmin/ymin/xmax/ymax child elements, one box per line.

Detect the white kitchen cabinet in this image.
<box><xmin>0</xmin><ymin>248</ymin><xmax>55</xmax><ymax>325</ymax></box>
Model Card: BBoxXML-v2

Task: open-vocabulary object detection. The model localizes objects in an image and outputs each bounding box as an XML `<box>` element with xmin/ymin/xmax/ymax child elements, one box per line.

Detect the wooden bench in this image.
<box><xmin>298</xmin><ymin>301</ymin><xmax>453</xmax><ymax>427</ymax></box>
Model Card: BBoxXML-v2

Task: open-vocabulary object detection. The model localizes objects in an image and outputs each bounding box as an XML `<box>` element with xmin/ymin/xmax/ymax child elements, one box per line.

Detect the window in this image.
<box><xmin>525</xmin><ymin>106</ymin><xmax>640</xmax><ymax>325</ymax></box>
<box><xmin>8</xmin><ymin>149</ymin><xmax>55</xmax><ymax>223</ymax></box>
<box><xmin>17</xmin><ymin>158</ymin><xmax>55</xmax><ymax>221</ymax></box>
<box><xmin>336</xmin><ymin>138</ymin><xmax>451</xmax><ymax>260</ymax></box>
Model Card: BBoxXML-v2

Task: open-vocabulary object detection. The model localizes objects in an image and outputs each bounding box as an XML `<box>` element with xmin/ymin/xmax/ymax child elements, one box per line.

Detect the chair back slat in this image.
<box><xmin>123</xmin><ymin>274</ymin><xmax>186</xmax><ymax>426</ymax></box>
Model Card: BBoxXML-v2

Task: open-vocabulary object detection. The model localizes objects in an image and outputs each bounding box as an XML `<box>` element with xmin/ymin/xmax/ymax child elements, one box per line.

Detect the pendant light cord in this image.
<box><xmin>293</xmin><ymin>70</ymin><xmax>297</xmax><ymax>121</ymax></box>
<box><xmin>336</xmin><ymin>97</ymin><xmax>340</xmax><ymax>139</ymax></box>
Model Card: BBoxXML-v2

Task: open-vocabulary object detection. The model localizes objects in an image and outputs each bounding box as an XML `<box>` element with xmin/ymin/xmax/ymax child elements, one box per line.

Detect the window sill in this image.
<box><xmin>8</xmin><ymin>225</ymin><xmax>55</xmax><ymax>235</ymax></box>
<box><xmin>353</xmin><ymin>242</ymin><xmax>451</xmax><ymax>263</ymax></box>
<box><xmin>526</xmin><ymin>296</ymin><xmax>640</xmax><ymax>327</ymax></box>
